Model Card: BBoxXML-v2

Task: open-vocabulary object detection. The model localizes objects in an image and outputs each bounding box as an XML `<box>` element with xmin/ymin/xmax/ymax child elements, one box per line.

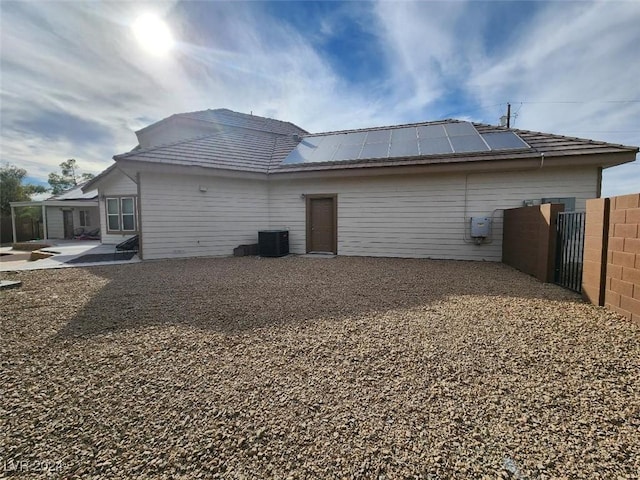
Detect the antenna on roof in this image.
<box><xmin>500</xmin><ymin>103</ymin><xmax>512</xmax><ymax>128</ymax></box>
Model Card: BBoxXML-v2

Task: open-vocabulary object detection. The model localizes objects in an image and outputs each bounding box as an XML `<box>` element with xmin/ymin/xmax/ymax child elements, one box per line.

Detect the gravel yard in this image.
<box><xmin>1</xmin><ymin>256</ymin><xmax>639</xmax><ymax>479</ymax></box>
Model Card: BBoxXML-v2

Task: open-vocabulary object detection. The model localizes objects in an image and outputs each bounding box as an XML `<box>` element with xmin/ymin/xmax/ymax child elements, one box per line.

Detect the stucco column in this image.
<box><xmin>11</xmin><ymin>205</ymin><xmax>17</xmax><ymax>243</ymax></box>
<box><xmin>42</xmin><ymin>204</ymin><xmax>48</xmax><ymax>240</ymax></box>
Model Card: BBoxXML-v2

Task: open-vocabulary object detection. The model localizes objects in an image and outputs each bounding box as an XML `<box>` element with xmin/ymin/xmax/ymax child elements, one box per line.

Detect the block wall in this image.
<box><xmin>584</xmin><ymin>193</ymin><xmax>640</xmax><ymax>323</ymax></box>
<box><xmin>582</xmin><ymin>198</ymin><xmax>609</xmax><ymax>306</ymax></box>
<box><xmin>502</xmin><ymin>204</ymin><xmax>564</xmax><ymax>282</ymax></box>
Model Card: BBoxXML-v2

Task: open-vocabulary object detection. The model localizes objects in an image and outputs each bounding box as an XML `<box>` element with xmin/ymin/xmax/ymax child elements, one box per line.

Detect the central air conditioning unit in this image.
<box><xmin>258</xmin><ymin>230</ymin><xmax>289</xmax><ymax>257</ymax></box>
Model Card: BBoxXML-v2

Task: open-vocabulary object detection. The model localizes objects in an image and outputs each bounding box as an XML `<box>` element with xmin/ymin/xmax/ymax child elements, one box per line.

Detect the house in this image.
<box><xmin>9</xmin><ymin>183</ymin><xmax>100</xmax><ymax>242</ymax></box>
<box><xmin>83</xmin><ymin>108</ymin><xmax>638</xmax><ymax>261</ymax></box>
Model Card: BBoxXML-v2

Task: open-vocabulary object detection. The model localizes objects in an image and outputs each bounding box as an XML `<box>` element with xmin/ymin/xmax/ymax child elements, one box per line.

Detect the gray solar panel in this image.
<box><xmin>281</xmin><ymin>121</ymin><xmax>529</xmax><ymax>164</ymax></box>
<box><xmin>389</xmin><ymin>140</ymin><xmax>419</xmax><ymax>157</ymax></box>
<box><xmin>282</xmin><ymin>140</ymin><xmax>316</xmax><ymax>163</ymax></box>
<box><xmin>302</xmin><ymin>137</ymin><xmax>324</xmax><ymax>148</ymax></box>
<box><xmin>360</xmin><ymin>142</ymin><xmax>389</xmax><ymax>159</ymax></box>
<box><xmin>481</xmin><ymin>132</ymin><xmax>529</xmax><ymax>150</ymax></box>
<box><xmin>340</xmin><ymin>131</ymin><xmax>367</xmax><ymax>145</ymax></box>
<box><xmin>317</xmin><ymin>134</ymin><xmax>343</xmax><ymax>147</ymax></box>
<box><xmin>365</xmin><ymin>130</ymin><xmax>391</xmax><ymax>143</ymax></box>
<box><xmin>417</xmin><ymin>124</ymin><xmax>447</xmax><ymax>139</ymax></box>
<box><xmin>391</xmin><ymin>127</ymin><xmax>417</xmax><ymax>143</ymax></box>
<box><xmin>333</xmin><ymin>144</ymin><xmax>363</xmax><ymax>161</ymax></box>
<box><xmin>311</xmin><ymin>141</ymin><xmax>338</xmax><ymax>162</ymax></box>
<box><xmin>449</xmin><ymin>134</ymin><xmax>490</xmax><ymax>153</ymax></box>
<box><xmin>444</xmin><ymin>122</ymin><xmax>477</xmax><ymax>136</ymax></box>
<box><xmin>419</xmin><ymin>137</ymin><xmax>453</xmax><ymax>155</ymax></box>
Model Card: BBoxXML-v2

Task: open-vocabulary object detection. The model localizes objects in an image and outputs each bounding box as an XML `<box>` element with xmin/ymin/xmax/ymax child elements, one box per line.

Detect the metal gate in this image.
<box><xmin>554</xmin><ymin>211</ymin><xmax>586</xmax><ymax>292</ymax></box>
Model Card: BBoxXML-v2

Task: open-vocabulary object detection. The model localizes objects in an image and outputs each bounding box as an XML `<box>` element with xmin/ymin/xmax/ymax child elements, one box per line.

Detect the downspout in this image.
<box><xmin>136</xmin><ymin>172</ymin><xmax>143</xmax><ymax>260</ymax></box>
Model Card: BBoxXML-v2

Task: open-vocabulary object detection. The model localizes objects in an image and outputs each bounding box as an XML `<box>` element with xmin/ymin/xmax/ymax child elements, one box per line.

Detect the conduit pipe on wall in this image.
<box><xmin>462</xmin><ymin>151</ymin><xmax>547</xmax><ymax>244</ymax></box>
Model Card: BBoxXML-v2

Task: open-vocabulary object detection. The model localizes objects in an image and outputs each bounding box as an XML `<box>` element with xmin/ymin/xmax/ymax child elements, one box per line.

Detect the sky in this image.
<box><xmin>1</xmin><ymin>0</ymin><xmax>639</xmax><ymax>197</ymax></box>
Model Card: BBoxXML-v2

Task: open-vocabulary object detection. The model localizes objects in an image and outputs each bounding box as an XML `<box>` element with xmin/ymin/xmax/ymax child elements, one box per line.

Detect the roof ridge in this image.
<box><xmin>136</xmin><ymin>108</ymin><xmax>308</xmax><ymax>137</ymax></box>
<box><xmin>267</xmin><ymin>135</ymin><xmax>279</xmax><ymax>173</ymax></box>
<box><xmin>181</xmin><ymin>108</ymin><xmax>309</xmax><ymax>135</ymax></box>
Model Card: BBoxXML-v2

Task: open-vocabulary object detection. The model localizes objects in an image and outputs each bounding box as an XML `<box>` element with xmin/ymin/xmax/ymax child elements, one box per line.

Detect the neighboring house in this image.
<box><xmin>9</xmin><ymin>183</ymin><xmax>100</xmax><ymax>242</ymax></box>
<box><xmin>83</xmin><ymin>108</ymin><xmax>638</xmax><ymax>261</ymax></box>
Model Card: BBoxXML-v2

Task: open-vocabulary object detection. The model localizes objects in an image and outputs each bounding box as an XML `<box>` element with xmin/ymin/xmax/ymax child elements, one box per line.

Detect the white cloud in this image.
<box><xmin>372</xmin><ymin>1</ymin><xmax>477</xmax><ymax>115</ymax></box>
<box><xmin>372</xmin><ymin>1</ymin><xmax>639</xmax><ymax>196</ymax></box>
<box><xmin>464</xmin><ymin>2</ymin><xmax>640</xmax><ymax>196</ymax></box>
<box><xmin>0</xmin><ymin>0</ymin><xmax>397</xmax><ymax>182</ymax></box>
<box><xmin>1</xmin><ymin>0</ymin><xmax>638</xmax><ymax>197</ymax></box>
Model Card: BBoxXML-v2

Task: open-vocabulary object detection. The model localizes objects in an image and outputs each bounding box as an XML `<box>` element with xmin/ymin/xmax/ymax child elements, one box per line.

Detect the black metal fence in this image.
<box><xmin>554</xmin><ymin>212</ymin><xmax>586</xmax><ymax>292</ymax></box>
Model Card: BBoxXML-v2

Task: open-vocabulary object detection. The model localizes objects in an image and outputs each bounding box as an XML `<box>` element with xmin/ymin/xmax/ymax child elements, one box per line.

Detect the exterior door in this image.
<box><xmin>63</xmin><ymin>210</ymin><xmax>74</xmax><ymax>239</ymax></box>
<box><xmin>306</xmin><ymin>195</ymin><xmax>337</xmax><ymax>253</ymax></box>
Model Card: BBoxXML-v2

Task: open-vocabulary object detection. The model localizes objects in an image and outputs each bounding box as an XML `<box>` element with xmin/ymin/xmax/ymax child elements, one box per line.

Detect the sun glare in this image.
<box><xmin>132</xmin><ymin>13</ymin><xmax>174</xmax><ymax>56</ymax></box>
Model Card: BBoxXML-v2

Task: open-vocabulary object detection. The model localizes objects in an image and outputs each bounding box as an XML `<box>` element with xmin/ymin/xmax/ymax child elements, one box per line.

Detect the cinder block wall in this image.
<box><xmin>502</xmin><ymin>204</ymin><xmax>563</xmax><ymax>282</ymax></box>
<box><xmin>583</xmin><ymin>198</ymin><xmax>609</xmax><ymax>305</ymax></box>
<box><xmin>584</xmin><ymin>193</ymin><xmax>640</xmax><ymax>323</ymax></box>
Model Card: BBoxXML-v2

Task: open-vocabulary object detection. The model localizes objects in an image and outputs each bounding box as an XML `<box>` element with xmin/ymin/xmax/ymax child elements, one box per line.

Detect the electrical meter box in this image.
<box><xmin>470</xmin><ymin>217</ymin><xmax>491</xmax><ymax>238</ymax></box>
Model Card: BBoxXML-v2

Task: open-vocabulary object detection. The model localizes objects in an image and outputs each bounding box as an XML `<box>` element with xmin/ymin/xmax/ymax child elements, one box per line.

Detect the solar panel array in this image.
<box><xmin>283</xmin><ymin>122</ymin><xmax>530</xmax><ymax>165</ymax></box>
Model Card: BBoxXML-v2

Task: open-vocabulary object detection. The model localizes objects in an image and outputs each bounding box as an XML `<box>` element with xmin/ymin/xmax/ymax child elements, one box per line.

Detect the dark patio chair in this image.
<box><xmin>114</xmin><ymin>235</ymin><xmax>139</xmax><ymax>259</ymax></box>
<box><xmin>81</xmin><ymin>228</ymin><xmax>101</xmax><ymax>240</ymax></box>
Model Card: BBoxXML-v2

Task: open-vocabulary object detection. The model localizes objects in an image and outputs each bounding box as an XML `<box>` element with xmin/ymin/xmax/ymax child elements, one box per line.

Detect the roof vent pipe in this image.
<box><xmin>293</xmin><ymin>134</ymin><xmax>301</xmax><ymax>142</ymax></box>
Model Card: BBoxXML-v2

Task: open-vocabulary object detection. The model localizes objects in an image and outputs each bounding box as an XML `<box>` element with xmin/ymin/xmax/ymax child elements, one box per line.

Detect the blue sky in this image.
<box><xmin>1</xmin><ymin>0</ymin><xmax>639</xmax><ymax>196</ymax></box>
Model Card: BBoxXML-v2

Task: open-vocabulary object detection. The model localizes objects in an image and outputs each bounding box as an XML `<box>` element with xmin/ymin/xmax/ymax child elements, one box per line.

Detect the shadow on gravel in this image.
<box><xmin>56</xmin><ymin>256</ymin><xmax>580</xmax><ymax>338</ymax></box>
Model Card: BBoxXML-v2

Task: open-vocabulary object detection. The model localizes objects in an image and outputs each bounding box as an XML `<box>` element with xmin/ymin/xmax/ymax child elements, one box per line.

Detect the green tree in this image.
<box><xmin>48</xmin><ymin>159</ymin><xmax>95</xmax><ymax>195</ymax></box>
<box><xmin>0</xmin><ymin>164</ymin><xmax>48</xmax><ymax>216</ymax></box>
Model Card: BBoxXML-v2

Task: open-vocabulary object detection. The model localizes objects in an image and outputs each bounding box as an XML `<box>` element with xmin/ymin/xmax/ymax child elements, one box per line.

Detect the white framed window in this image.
<box><xmin>121</xmin><ymin>198</ymin><xmax>136</xmax><ymax>231</ymax></box>
<box><xmin>79</xmin><ymin>210</ymin><xmax>90</xmax><ymax>227</ymax></box>
<box><xmin>106</xmin><ymin>197</ymin><xmax>137</xmax><ymax>233</ymax></box>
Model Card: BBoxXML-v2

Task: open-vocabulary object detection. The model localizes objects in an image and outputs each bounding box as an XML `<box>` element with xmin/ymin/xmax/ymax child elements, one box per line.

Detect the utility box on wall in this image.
<box><xmin>470</xmin><ymin>217</ymin><xmax>491</xmax><ymax>238</ymax></box>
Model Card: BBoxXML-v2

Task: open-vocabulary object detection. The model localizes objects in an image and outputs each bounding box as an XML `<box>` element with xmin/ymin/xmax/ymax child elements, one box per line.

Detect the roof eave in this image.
<box><xmin>11</xmin><ymin>199</ymin><xmax>99</xmax><ymax>207</ymax></box>
<box><xmin>270</xmin><ymin>149</ymin><xmax>637</xmax><ymax>177</ymax></box>
<box><xmin>116</xmin><ymin>158</ymin><xmax>269</xmax><ymax>181</ymax></box>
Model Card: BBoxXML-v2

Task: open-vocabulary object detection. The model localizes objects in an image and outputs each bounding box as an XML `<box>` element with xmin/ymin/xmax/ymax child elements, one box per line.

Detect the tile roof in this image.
<box><xmin>116</xmin><ymin>115</ymin><xmax>638</xmax><ymax>175</ymax></box>
<box><xmin>138</xmin><ymin>108</ymin><xmax>308</xmax><ymax>137</ymax></box>
<box><xmin>475</xmin><ymin>123</ymin><xmax>637</xmax><ymax>157</ymax></box>
<box><xmin>116</xmin><ymin>126</ymin><xmax>299</xmax><ymax>174</ymax></box>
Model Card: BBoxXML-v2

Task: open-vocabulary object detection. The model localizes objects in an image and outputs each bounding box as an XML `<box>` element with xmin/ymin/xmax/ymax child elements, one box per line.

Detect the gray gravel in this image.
<box><xmin>1</xmin><ymin>256</ymin><xmax>639</xmax><ymax>479</ymax></box>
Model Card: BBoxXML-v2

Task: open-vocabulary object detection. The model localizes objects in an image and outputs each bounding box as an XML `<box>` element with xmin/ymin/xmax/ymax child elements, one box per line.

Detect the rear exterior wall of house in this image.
<box><xmin>139</xmin><ymin>172</ymin><xmax>269</xmax><ymax>260</ymax></box>
<box><xmin>108</xmin><ymin>164</ymin><xmax>597</xmax><ymax>261</ymax></box>
<box><xmin>268</xmin><ymin>166</ymin><xmax>598</xmax><ymax>261</ymax></box>
<box><xmin>98</xmin><ymin>170</ymin><xmax>139</xmax><ymax>244</ymax></box>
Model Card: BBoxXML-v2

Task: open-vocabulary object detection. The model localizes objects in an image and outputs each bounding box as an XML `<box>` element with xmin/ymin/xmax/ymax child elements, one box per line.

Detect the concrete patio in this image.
<box><xmin>0</xmin><ymin>240</ymin><xmax>140</xmax><ymax>271</ymax></box>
